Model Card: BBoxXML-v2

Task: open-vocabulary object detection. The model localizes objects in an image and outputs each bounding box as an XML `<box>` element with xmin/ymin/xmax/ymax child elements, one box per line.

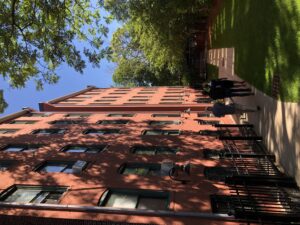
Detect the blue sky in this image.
<box><xmin>0</xmin><ymin>19</ymin><xmax>121</xmax><ymax>117</ymax></box>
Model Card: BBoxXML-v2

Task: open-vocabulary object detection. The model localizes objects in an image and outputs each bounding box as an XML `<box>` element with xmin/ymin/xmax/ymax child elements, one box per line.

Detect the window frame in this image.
<box><xmin>142</xmin><ymin>129</ymin><xmax>180</xmax><ymax>136</ymax></box>
<box><xmin>152</xmin><ymin>113</ymin><xmax>181</xmax><ymax>118</ymax></box>
<box><xmin>83</xmin><ymin>129</ymin><xmax>121</xmax><ymax>135</ymax></box>
<box><xmin>148</xmin><ymin>120</ymin><xmax>181</xmax><ymax>126</ymax></box>
<box><xmin>9</xmin><ymin>120</ymin><xmax>38</xmax><ymax>124</ymax></box>
<box><xmin>35</xmin><ymin>160</ymin><xmax>88</xmax><ymax>174</ymax></box>
<box><xmin>61</xmin><ymin>145</ymin><xmax>107</xmax><ymax>153</ymax></box>
<box><xmin>97</xmin><ymin>120</ymin><xmax>130</xmax><ymax>125</ymax></box>
<box><xmin>0</xmin><ymin>129</ymin><xmax>19</xmax><ymax>134</ymax></box>
<box><xmin>31</xmin><ymin>129</ymin><xmax>66</xmax><ymax>135</ymax></box>
<box><xmin>0</xmin><ymin>185</ymin><xmax>67</xmax><ymax>204</ymax></box>
<box><xmin>98</xmin><ymin>188</ymin><xmax>170</xmax><ymax>210</ymax></box>
<box><xmin>64</xmin><ymin>113</ymin><xmax>91</xmax><ymax>118</ymax></box>
<box><xmin>107</xmin><ymin>113</ymin><xmax>135</xmax><ymax>117</ymax></box>
<box><xmin>2</xmin><ymin>144</ymin><xmax>42</xmax><ymax>152</ymax></box>
<box><xmin>131</xmin><ymin>146</ymin><xmax>179</xmax><ymax>155</ymax></box>
<box><xmin>119</xmin><ymin>163</ymin><xmax>164</xmax><ymax>176</ymax></box>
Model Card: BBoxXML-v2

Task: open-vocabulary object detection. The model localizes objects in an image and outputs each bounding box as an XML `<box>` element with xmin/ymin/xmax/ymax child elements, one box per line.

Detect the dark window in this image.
<box><xmin>101</xmin><ymin>96</ymin><xmax>119</xmax><ymax>99</ymax></box>
<box><xmin>25</xmin><ymin>113</ymin><xmax>51</xmax><ymax>117</ymax></box>
<box><xmin>51</xmin><ymin>120</ymin><xmax>82</xmax><ymax>125</ymax></box>
<box><xmin>62</xmin><ymin>145</ymin><xmax>106</xmax><ymax>153</ymax></box>
<box><xmin>83</xmin><ymin>129</ymin><xmax>120</xmax><ymax>135</ymax></box>
<box><xmin>198</xmin><ymin>120</ymin><xmax>220</xmax><ymax>125</ymax></box>
<box><xmin>159</xmin><ymin>102</ymin><xmax>182</xmax><ymax>104</ymax></box>
<box><xmin>0</xmin><ymin>129</ymin><xmax>19</xmax><ymax>134</ymax></box>
<box><xmin>0</xmin><ymin>160</ymin><xmax>15</xmax><ymax>171</ymax></box>
<box><xmin>131</xmin><ymin>146</ymin><xmax>178</xmax><ymax>155</ymax></box>
<box><xmin>32</xmin><ymin>129</ymin><xmax>66</xmax><ymax>135</ymax></box>
<box><xmin>94</xmin><ymin>99</ymin><xmax>115</xmax><ymax>102</ymax></box>
<box><xmin>110</xmin><ymin>92</ymin><xmax>128</xmax><ymax>95</ymax></box>
<box><xmin>203</xmin><ymin>149</ymin><xmax>225</xmax><ymax>159</ymax></box>
<box><xmin>59</xmin><ymin>99</ymin><xmax>84</xmax><ymax>102</ymax></box>
<box><xmin>2</xmin><ymin>144</ymin><xmax>41</xmax><ymax>152</ymax></box>
<box><xmin>98</xmin><ymin>120</ymin><xmax>130</xmax><ymax>125</ymax></box>
<box><xmin>65</xmin><ymin>113</ymin><xmax>91</xmax><ymax>118</ymax></box>
<box><xmin>9</xmin><ymin>120</ymin><xmax>37</xmax><ymax>124</ymax></box>
<box><xmin>210</xmin><ymin>195</ymin><xmax>235</xmax><ymax>214</ymax></box>
<box><xmin>152</xmin><ymin>113</ymin><xmax>181</xmax><ymax>118</ymax></box>
<box><xmin>99</xmin><ymin>189</ymin><xmax>169</xmax><ymax>210</ymax></box>
<box><xmin>197</xmin><ymin>112</ymin><xmax>215</xmax><ymax>117</ymax></box>
<box><xmin>161</xmin><ymin>98</ymin><xmax>183</xmax><ymax>101</ymax></box>
<box><xmin>107</xmin><ymin>114</ymin><xmax>134</xmax><ymax>117</ymax></box>
<box><xmin>137</xmin><ymin>92</ymin><xmax>155</xmax><ymax>94</ymax></box>
<box><xmin>148</xmin><ymin>121</ymin><xmax>181</xmax><ymax>125</ymax></box>
<box><xmin>196</xmin><ymin>98</ymin><xmax>213</xmax><ymax>103</ymax></box>
<box><xmin>204</xmin><ymin>167</ymin><xmax>236</xmax><ymax>181</ymax></box>
<box><xmin>128</xmin><ymin>99</ymin><xmax>148</xmax><ymax>102</ymax></box>
<box><xmin>199</xmin><ymin>130</ymin><xmax>220</xmax><ymax>136</ymax></box>
<box><xmin>36</xmin><ymin>160</ymin><xmax>87</xmax><ymax>173</ymax></box>
<box><xmin>143</xmin><ymin>130</ymin><xmax>180</xmax><ymax>135</ymax></box>
<box><xmin>119</xmin><ymin>163</ymin><xmax>166</xmax><ymax>176</ymax></box>
<box><xmin>0</xmin><ymin>185</ymin><xmax>67</xmax><ymax>204</ymax></box>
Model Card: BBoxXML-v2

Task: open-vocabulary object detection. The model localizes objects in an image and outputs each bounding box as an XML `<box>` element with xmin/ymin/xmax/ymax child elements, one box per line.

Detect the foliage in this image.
<box><xmin>0</xmin><ymin>0</ymin><xmax>111</xmax><ymax>111</ymax></box>
<box><xmin>104</xmin><ymin>0</ymin><xmax>210</xmax><ymax>86</ymax></box>
<box><xmin>211</xmin><ymin>0</ymin><xmax>300</xmax><ymax>102</ymax></box>
<box><xmin>0</xmin><ymin>90</ymin><xmax>8</xmax><ymax>113</ymax></box>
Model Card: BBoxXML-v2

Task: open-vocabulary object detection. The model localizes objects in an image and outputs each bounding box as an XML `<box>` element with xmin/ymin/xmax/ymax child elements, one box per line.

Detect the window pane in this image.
<box><xmin>137</xmin><ymin>197</ymin><xmax>166</xmax><ymax>210</ymax></box>
<box><xmin>144</xmin><ymin>130</ymin><xmax>162</xmax><ymax>135</ymax></box>
<box><xmin>42</xmin><ymin>192</ymin><xmax>63</xmax><ymax>204</ymax></box>
<box><xmin>134</xmin><ymin>149</ymin><xmax>155</xmax><ymax>155</ymax></box>
<box><xmin>123</xmin><ymin>168</ymin><xmax>149</xmax><ymax>175</ymax></box>
<box><xmin>4</xmin><ymin>189</ymin><xmax>41</xmax><ymax>203</ymax></box>
<box><xmin>40</xmin><ymin>164</ymin><xmax>67</xmax><ymax>172</ymax></box>
<box><xmin>106</xmin><ymin>193</ymin><xmax>138</xmax><ymax>209</ymax></box>
<box><xmin>65</xmin><ymin>146</ymin><xmax>87</xmax><ymax>153</ymax></box>
<box><xmin>4</xmin><ymin>146</ymin><xmax>24</xmax><ymax>152</ymax></box>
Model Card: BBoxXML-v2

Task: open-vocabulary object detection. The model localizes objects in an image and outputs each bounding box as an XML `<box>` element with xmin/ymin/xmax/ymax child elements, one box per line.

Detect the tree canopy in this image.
<box><xmin>105</xmin><ymin>0</ymin><xmax>210</xmax><ymax>86</ymax></box>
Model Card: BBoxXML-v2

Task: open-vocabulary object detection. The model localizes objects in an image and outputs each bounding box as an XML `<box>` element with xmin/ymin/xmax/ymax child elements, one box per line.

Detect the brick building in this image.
<box><xmin>0</xmin><ymin>86</ymin><xmax>299</xmax><ymax>225</ymax></box>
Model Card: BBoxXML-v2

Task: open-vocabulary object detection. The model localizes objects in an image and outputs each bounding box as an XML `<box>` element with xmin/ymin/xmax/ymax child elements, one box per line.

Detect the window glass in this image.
<box><xmin>0</xmin><ymin>129</ymin><xmax>19</xmax><ymax>134</ymax></box>
<box><xmin>9</xmin><ymin>120</ymin><xmax>37</xmax><ymax>124</ymax></box>
<box><xmin>152</xmin><ymin>114</ymin><xmax>180</xmax><ymax>117</ymax></box>
<box><xmin>1</xmin><ymin>186</ymin><xmax>66</xmax><ymax>204</ymax></box>
<box><xmin>63</xmin><ymin>145</ymin><xmax>105</xmax><ymax>153</ymax></box>
<box><xmin>100</xmin><ymin>189</ymin><xmax>169</xmax><ymax>210</ymax></box>
<box><xmin>148</xmin><ymin>121</ymin><xmax>180</xmax><ymax>125</ymax></box>
<box><xmin>32</xmin><ymin>129</ymin><xmax>66</xmax><ymax>134</ymax></box>
<box><xmin>197</xmin><ymin>112</ymin><xmax>215</xmax><ymax>117</ymax></box>
<box><xmin>40</xmin><ymin>162</ymin><xmax>71</xmax><ymax>173</ymax></box>
<box><xmin>132</xmin><ymin>146</ymin><xmax>178</xmax><ymax>155</ymax></box>
<box><xmin>120</xmin><ymin>163</ymin><xmax>163</xmax><ymax>176</ymax></box>
<box><xmin>84</xmin><ymin>129</ymin><xmax>120</xmax><ymax>135</ymax></box>
<box><xmin>198</xmin><ymin>120</ymin><xmax>220</xmax><ymax>125</ymax></box>
<box><xmin>98</xmin><ymin>120</ymin><xmax>129</xmax><ymax>125</ymax></box>
<box><xmin>25</xmin><ymin>113</ymin><xmax>51</xmax><ymax>117</ymax></box>
<box><xmin>51</xmin><ymin>120</ymin><xmax>81</xmax><ymax>125</ymax></box>
<box><xmin>65</xmin><ymin>113</ymin><xmax>91</xmax><ymax>118</ymax></box>
<box><xmin>107</xmin><ymin>114</ymin><xmax>134</xmax><ymax>117</ymax></box>
<box><xmin>2</xmin><ymin>144</ymin><xmax>41</xmax><ymax>152</ymax></box>
<box><xmin>0</xmin><ymin>161</ymin><xmax>14</xmax><ymax>170</ymax></box>
<box><xmin>143</xmin><ymin>130</ymin><xmax>180</xmax><ymax>135</ymax></box>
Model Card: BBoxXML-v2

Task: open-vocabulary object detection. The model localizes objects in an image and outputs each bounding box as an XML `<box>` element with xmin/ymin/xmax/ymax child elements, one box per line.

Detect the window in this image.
<box><xmin>65</xmin><ymin>113</ymin><xmax>91</xmax><ymax>118</ymax></box>
<box><xmin>98</xmin><ymin>120</ymin><xmax>130</xmax><ymax>125</ymax></box>
<box><xmin>137</xmin><ymin>92</ymin><xmax>155</xmax><ymax>94</ymax></box>
<box><xmin>196</xmin><ymin>98</ymin><xmax>213</xmax><ymax>103</ymax></box>
<box><xmin>204</xmin><ymin>167</ymin><xmax>236</xmax><ymax>181</ymax></box>
<box><xmin>94</xmin><ymin>100</ymin><xmax>115</xmax><ymax>102</ymax></box>
<box><xmin>197</xmin><ymin>112</ymin><xmax>215</xmax><ymax>117</ymax></box>
<box><xmin>148</xmin><ymin>121</ymin><xmax>181</xmax><ymax>125</ymax></box>
<box><xmin>107</xmin><ymin>113</ymin><xmax>134</xmax><ymax>117</ymax></box>
<box><xmin>119</xmin><ymin>163</ymin><xmax>167</xmax><ymax>176</ymax></box>
<box><xmin>203</xmin><ymin>149</ymin><xmax>226</xmax><ymax>159</ymax></box>
<box><xmin>159</xmin><ymin>102</ymin><xmax>182</xmax><ymax>104</ymax></box>
<box><xmin>9</xmin><ymin>120</ymin><xmax>37</xmax><ymax>124</ymax></box>
<box><xmin>0</xmin><ymin>129</ymin><xmax>19</xmax><ymax>134</ymax></box>
<box><xmin>128</xmin><ymin>99</ymin><xmax>148</xmax><ymax>102</ymax></box>
<box><xmin>0</xmin><ymin>185</ymin><xmax>67</xmax><ymax>204</ymax></box>
<box><xmin>83</xmin><ymin>129</ymin><xmax>120</xmax><ymax>135</ymax></box>
<box><xmin>210</xmin><ymin>195</ymin><xmax>234</xmax><ymax>214</ymax></box>
<box><xmin>152</xmin><ymin>113</ymin><xmax>181</xmax><ymax>118</ymax></box>
<box><xmin>161</xmin><ymin>98</ymin><xmax>183</xmax><ymax>101</ymax></box>
<box><xmin>101</xmin><ymin>96</ymin><xmax>119</xmax><ymax>99</ymax></box>
<box><xmin>25</xmin><ymin>113</ymin><xmax>51</xmax><ymax>117</ymax></box>
<box><xmin>59</xmin><ymin>99</ymin><xmax>84</xmax><ymax>103</ymax></box>
<box><xmin>143</xmin><ymin>130</ymin><xmax>180</xmax><ymax>135</ymax></box>
<box><xmin>2</xmin><ymin>144</ymin><xmax>41</xmax><ymax>152</ymax></box>
<box><xmin>99</xmin><ymin>189</ymin><xmax>169</xmax><ymax>210</ymax></box>
<box><xmin>32</xmin><ymin>129</ymin><xmax>66</xmax><ymax>135</ymax></box>
<box><xmin>198</xmin><ymin>130</ymin><xmax>220</xmax><ymax>136</ymax></box>
<box><xmin>110</xmin><ymin>92</ymin><xmax>128</xmax><ymax>95</ymax></box>
<box><xmin>62</xmin><ymin>145</ymin><xmax>107</xmax><ymax>153</ymax></box>
<box><xmin>131</xmin><ymin>146</ymin><xmax>178</xmax><ymax>155</ymax></box>
<box><xmin>35</xmin><ymin>161</ymin><xmax>87</xmax><ymax>173</ymax></box>
<box><xmin>0</xmin><ymin>160</ymin><xmax>15</xmax><ymax>171</ymax></box>
<box><xmin>51</xmin><ymin>120</ymin><xmax>82</xmax><ymax>125</ymax></box>
<box><xmin>132</xmin><ymin>96</ymin><xmax>151</xmax><ymax>99</ymax></box>
<box><xmin>198</xmin><ymin>120</ymin><xmax>220</xmax><ymax>125</ymax></box>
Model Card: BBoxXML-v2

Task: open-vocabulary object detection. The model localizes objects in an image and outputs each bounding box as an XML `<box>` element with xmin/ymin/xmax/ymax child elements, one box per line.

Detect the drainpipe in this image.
<box><xmin>0</xmin><ymin>202</ymin><xmax>235</xmax><ymax>222</ymax></box>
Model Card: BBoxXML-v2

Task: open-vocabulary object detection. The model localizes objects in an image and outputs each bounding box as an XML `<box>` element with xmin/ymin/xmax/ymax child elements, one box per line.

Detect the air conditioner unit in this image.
<box><xmin>72</xmin><ymin>160</ymin><xmax>87</xmax><ymax>173</ymax></box>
